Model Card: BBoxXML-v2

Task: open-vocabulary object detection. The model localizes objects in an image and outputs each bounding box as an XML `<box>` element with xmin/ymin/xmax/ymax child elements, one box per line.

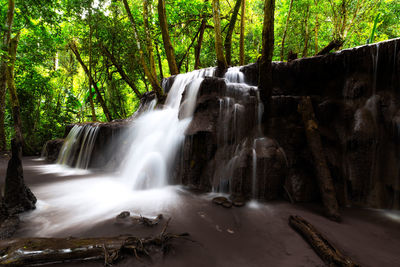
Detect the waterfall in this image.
<box><xmin>225</xmin><ymin>66</ymin><xmax>245</xmax><ymax>83</ymax></box>
<box><xmin>211</xmin><ymin>66</ymin><xmax>265</xmax><ymax>198</ymax></box>
<box><xmin>252</xmin><ymin>148</ymin><xmax>257</xmax><ymax>198</ymax></box>
<box><xmin>56</xmin><ymin>124</ymin><xmax>99</xmax><ymax>169</ymax></box>
<box><xmin>75</xmin><ymin>125</ymin><xmax>100</xmax><ymax>169</ymax></box>
<box><xmin>120</xmin><ymin>68</ymin><xmax>215</xmax><ymax>190</ymax></box>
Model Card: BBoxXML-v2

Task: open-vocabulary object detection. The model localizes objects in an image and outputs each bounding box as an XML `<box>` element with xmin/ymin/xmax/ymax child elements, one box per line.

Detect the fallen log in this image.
<box><xmin>317</xmin><ymin>39</ymin><xmax>344</xmax><ymax>56</ymax></box>
<box><xmin>0</xmin><ymin>220</ymin><xmax>188</xmax><ymax>266</ymax></box>
<box><xmin>298</xmin><ymin>96</ymin><xmax>341</xmax><ymax>221</ymax></box>
<box><xmin>289</xmin><ymin>215</ymin><xmax>359</xmax><ymax>267</ymax></box>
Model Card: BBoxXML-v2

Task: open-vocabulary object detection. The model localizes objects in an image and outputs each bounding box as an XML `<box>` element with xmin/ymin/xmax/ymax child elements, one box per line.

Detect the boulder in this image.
<box><xmin>42</xmin><ymin>138</ymin><xmax>64</xmax><ymax>163</ymax></box>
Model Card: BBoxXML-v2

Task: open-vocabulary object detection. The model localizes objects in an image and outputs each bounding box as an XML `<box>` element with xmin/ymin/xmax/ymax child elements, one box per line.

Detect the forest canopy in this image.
<box><xmin>0</xmin><ymin>0</ymin><xmax>399</xmax><ymax>153</ymax></box>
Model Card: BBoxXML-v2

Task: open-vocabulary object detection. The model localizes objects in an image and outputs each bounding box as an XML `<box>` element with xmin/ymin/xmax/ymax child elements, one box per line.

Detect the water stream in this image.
<box><xmin>120</xmin><ymin>68</ymin><xmax>214</xmax><ymax>190</ymax></box>
<box><xmin>21</xmin><ymin>68</ymin><xmax>216</xmax><ymax>235</ymax></box>
<box><xmin>212</xmin><ymin>67</ymin><xmax>264</xmax><ymax>196</ymax></box>
<box><xmin>56</xmin><ymin>123</ymin><xmax>100</xmax><ymax>169</ymax></box>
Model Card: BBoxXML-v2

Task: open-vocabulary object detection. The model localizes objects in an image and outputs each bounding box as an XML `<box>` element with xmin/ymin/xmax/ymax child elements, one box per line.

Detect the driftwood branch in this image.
<box><xmin>289</xmin><ymin>215</ymin><xmax>359</xmax><ymax>267</ymax></box>
<box><xmin>298</xmin><ymin>96</ymin><xmax>340</xmax><ymax>221</ymax></box>
<box><xmin>0</xmin><ymin>220</ymin><xmax>188</xmax><ymax>266</ymax></box>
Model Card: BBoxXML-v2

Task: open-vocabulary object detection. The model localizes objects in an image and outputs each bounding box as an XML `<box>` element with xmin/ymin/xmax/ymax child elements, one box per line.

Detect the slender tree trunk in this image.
<box><xmin>122</xmin><ymin>0</ymin><xmax>164</xmax><ymax>99</ymax></box>
<box><xmin>194</xmin><ymin>0</ymin><xmax>209</xmax><ymax>70</ymax></box>
<box><xmin>158</xmin><ymin>0</ymin><xmax>179</xmax><ymax>75</ymax></box>
<box><xmin>6</xmin><ymin>32</ymin><xmax>23</xmax><ymax>146</ymax></box>
<box><xmin>88</xmin><ymin>5</ymin><xmax>97</xmax><ymax>122</ymax></box>
<box><xmin>239</xmin><ymin>0</ymin><xmax>246</xmax><ymax>66</ymax></box>
<box><xmin>100</xmin><ymin>44</ymin><xmax>142</xmax><ymax>98</ymax></box>
<box><xmin>314</xmin><ymin>17</ymin><xmax>319</xmax><ymax>54</ymax></box>
<box><xmin>212</xmin><ymin>0</ymin><xmax>228</xmax><ymax>74</ymax></box>
<box><xmin>69</xmin><ymin>42</ymin><xmax>113</xmax><ymax>122</ymax></box>
<box><xmin>224</xmin><ymin>0</ymin><xmax>242</xmax><ymax>65</ymax></box>
<box><xmin>314</xmin><ymin>0</ymin><xmax>319</xmax><ymax>55</ymax></box>
<box><xmin>0</xmin><ymin>61</ymin><xmax>6</xmax><ymax>151</ymax></box>
<box><xmin>155</xmin><ymin>42</ymin><xmax>164</xmax><ymax>80</ymax></box>
<box><xmin>178</xmin><ymin>26</ymin><xmax>203</xmax><ymax>71</ymax></box>
<box><xmin>0</xmin><ymin>0</ymin><xmax>15</xmax><ymax>151</ymax></box>
<box><xmin>302</xmin><ymin>3</ymin><xmax>311</xmax><ymax>57</ymax></box>
<box><xmin>143</xmin><ymin>0</ymin><xmax>158</xmax><ymax>79</ymax></box>
<box><xmin>280</xmin><ymin>0</ymin><xmax>293</xmax><ymax>61</ymax></box>
<box><xmin>259</xmin><ymin>0</ymin><xmax>275</xmax><ymax>125</ymax></box>
<box><xmin>339</xmin><ymin>0</ymin><xmax>347</xmax><ymax>39</ymax></box>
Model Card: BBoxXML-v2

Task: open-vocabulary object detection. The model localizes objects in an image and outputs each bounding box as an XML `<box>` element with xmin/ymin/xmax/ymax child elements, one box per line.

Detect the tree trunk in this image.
<box><xmin>101</xmin><ymin>44</ymin><xmax>142</xmax><ymax>98</ymax></box>
<box><xmin>122</xmin><ymin>0</ymin><xmax>164</xmax><ymax>100</ymax></box>
<box><xmin>0</xmin><ymin>0</ymin><xmax>16</xmax><ymax>151</ymax></box>
<box><xmin>0</xmin><ymin>62</ymin><xmax>6</xmax><ymax>151</ymax></box>
<box><xmin>280</xmin><ymin>0</ymin><xmax>293</xmax><ymax>61</ymax></box>
<box><xmin>302</xmin><ymin>3</ymin><xmax>311</xmax><ymax>57</ymax></box>
<box><xmin>314</xmin><ymin>0</ymin><xmax>319</xmax><ymax>55</ymax></box>
<box><xmin>224</xmin><ymin>0</ymin><xmax>242</xmax><ymax>66</ymax></box>
<box><xmin>239</xmin><ymin>0</ymin><xmax>246</xmax><ymax>66</ymax></box>
<box><xmin>88</xmin><ymin>5</ymin><xmax>97</xmax><ymax>122</ymax></box>
<box><xmin>155</xmin><ymin>42</ymin><xmax>164</xmax><ymax>79</ymax></box>
<box><xmin>178</xmin><ymin>26</ymin><xmax>203</xmax><ymax>71</ymax></box>
<box><xmin>69</xmin><ymin>42</ymin><xmax>113</xmax><ymax>122</ymax></box>
<box><xmin>259</xmin><ymin>0</ymin><xmax>275</xmax><ymax>125</ymax></box>
<box><xmin>289</xmin><ymin>215</ymin><xmax>359</xmax><ymax>267</ymax></box>
<box><xmin>194</xmin><ymin>0</ymin><xmax>208</xmax><ymax>70</ymax></box>
<box><xmin>298</xmin><ymin>96</ymin><xmax>340</xmax><ymax>221</ymax></box>
<box><xmin>158</xmin><ymin>0</ymin><xmax>179</xmax><ymax>75</ymax></box>
<box><xmin>6</xmin><ymin>32</ymin><xmax>23</xmax><ymax>146</ymax></box>
<box><xmin>143</xmin><ymin>0</ymin><xmax>158</xmax><ymax>79</ymax></box>
<box><xmin>212</xmin><ymin>0</ymin><xmax>228</xmax><ymax>74</ymax></box>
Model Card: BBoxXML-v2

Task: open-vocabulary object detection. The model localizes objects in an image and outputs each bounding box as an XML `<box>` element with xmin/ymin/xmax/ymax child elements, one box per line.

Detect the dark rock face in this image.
<box><xmin>178</xmin><ymin>39</ymin><xmax>400</xmax><ymax>208</ymax></box>
<box><xmin>176</xmin><ymin>77</ymin><xmax>286</xmax><ymax>200</ymax></box>
<box><xmin>245</xmin><ymin>38</ymin><xmax>400</xmax><ymax>209</ymax></box>
<box><xmin>3</xmin><ymin>139</ymin><xmax>37</xmax><ymax>215</ymax></box>
<box><xmin>42</xmin><ymin>138</ymin><xmax>64</xmax><ymax>163</ymax></box>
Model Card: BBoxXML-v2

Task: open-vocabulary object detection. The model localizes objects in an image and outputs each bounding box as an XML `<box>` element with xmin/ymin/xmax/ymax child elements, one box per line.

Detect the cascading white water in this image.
<box><xmin>225</xmin><ymin>66</ymin><xmax>245</xmax><ymax>83</ymax></box>
<box><xmin>211</xmin><ymin>67</ymin><xmax>265</xmax><ymax>195</ymax></box>
<box><xmin>75</xmin><ymin>124</ymin><xmax>100</xmax><ymax>169</ymax></box>
<box><xmin>23</xmin><ymin>68</ymin><xmax>215</xmax><ymax>236</ymax></box>
<box><xmin>252</xmin><ymin>148</ymin><xmax>257</xmax><ymax>198</ymax></box>
<box><xmin>120</xmin><ymin>68</ymin><xmax>215</xmax><ymax>190</ymax></box>
<box><xmin>56</xmin><ymin>124</ymin><xmax>99</xmax><ymax>169</ymax></box>
<box><xmin>57</xmin><ymin>125</ymin><xmax>84</xmax><ymax>166</ymax></box>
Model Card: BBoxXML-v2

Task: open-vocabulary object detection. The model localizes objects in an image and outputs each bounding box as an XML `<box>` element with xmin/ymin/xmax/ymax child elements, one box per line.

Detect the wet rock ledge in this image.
<box><xmin>45</xmin><ymin>39</ymin><xmax>400</xmax><ymax>209</ymax></box>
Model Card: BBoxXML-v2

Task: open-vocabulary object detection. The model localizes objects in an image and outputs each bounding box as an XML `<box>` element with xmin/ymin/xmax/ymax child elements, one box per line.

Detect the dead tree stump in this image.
<box><xmin>3</xmin><ymin>139</ymin><xmax>36</xmax><ymax>215</ymax></box>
